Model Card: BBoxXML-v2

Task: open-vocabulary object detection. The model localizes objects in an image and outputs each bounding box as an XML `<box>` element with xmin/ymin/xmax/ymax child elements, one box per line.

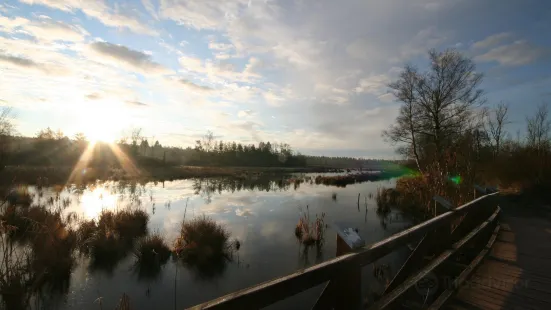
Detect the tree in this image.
<box><xmin>486</xmin><ymin>102</ymin><xmax>509</xmax><ymax>156</ymax></box>
<box><xmin>0</xmin><ymin>107</ymin><xmax>15</xmax><ymax>137</ymax></box>
<box><xmin>130</xmin><ymin>128</ymin><xmax>143</xmax><ymax>146</ymax></box>
<box><xmin>383</xmin><ymin>65</ymin><xmax>423</xmax><ymax>171</ymax></box>
<box><xmin>526</xmin><ymin>103</ymin><xmax>550</xmax><ymax>151</ymax></box>
<box><xmin>36</xmin><ymin>127</ymin><xmax>55</xmax><ymax>140</ymax></box>
<box><xmin>73</xmin><ymin>132</ymin><xmax>87</xmax><ymax>142</ymax></box>
<box><xmin>384</xmin><ymin>49</ymin><xmax>485</xmax><ymax>168</ymax></box>
<box><xmin>0</xmin><ymin>107</ymin><xmax>15</xmax><ymax>169</ymax></box>
<box><xmin>54</xmin><ymin>129</ymin><xmax>65</xmax><ymax>140</ymax></box>
<box><xmin>201</xmin><ymin>130</ymin><xmax>215</xmax><ymax>152</ymax></box>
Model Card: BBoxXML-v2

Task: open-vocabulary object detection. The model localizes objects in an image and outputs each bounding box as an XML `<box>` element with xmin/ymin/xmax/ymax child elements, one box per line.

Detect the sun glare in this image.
<box><xmin>79</xmin><ymin>103</ymin><xmax>128</xmax><ymax>144</ymax></box>
<box><xmin>80</xmin><ymin>187</ymin><xmax>117</xmax><ymax>219</ymax></box>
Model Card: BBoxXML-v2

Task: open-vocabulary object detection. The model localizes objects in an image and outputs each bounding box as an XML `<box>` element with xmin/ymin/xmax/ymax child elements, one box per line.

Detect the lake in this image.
<box><xmin>28</xmin><ymin>173</ymin><xmax>412</xmax><ymax>309</ymax></box>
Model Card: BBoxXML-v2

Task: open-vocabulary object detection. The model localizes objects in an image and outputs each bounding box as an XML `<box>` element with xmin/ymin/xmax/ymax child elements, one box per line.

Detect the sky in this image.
<box><xmin>0</xmin><ymin>0</ymin><xmax>550</xmax><ymax>158</ymax></box>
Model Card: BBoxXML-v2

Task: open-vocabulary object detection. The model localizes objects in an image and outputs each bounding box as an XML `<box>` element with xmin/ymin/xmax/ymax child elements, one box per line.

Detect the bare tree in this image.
<box><xmin>486</xmin><ymin>102</ymin><xmax>509</xmax><ymax>156</ymax></box>
<box><xmin>0</xmin><ymin>107</ymin><xmax>15</xmax><ymax>137</ymax></box>
<box><xmin>73</xmin><ymin>132</ymin><xmax>88</xmax><ymax>143</ymax></box>
<box><xmin>130</xmin><ymin>128</ymin><xmax>143</xmax><ymax>146</ymax></box>
<box><xmin>414</xmin><ymin>49</ymin><xmax>485</xmax><ymax>154</ymax></box>
<box><xmin>201</xmin><ymin>130</ymin><xmax>215</xmax><ymax>153</ymax></box>
<box><xmin>384</xmin><ymin>49</ymin><xmax>485</xmax><ymax>169</ymax></box>
<box><xmin>527</xmin><ymin>103</ymin><xmax>551</xmax><ymax>151</ymax></box>
<box><xmin>383</xmin><ymin>65</ymin><xmax>423</xmax><ymax>172</ymax></box>
<box><xmin>0</xmin><ymin>107</ymin><xmax>15</xmax><ymax>169</ymax></box>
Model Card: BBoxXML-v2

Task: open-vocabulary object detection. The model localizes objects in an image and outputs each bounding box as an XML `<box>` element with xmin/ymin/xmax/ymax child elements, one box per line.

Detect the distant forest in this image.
<box><xmin>0</xmin><ymin>127</ymin><xmax>399</xmax><ymax>170</ymax></box>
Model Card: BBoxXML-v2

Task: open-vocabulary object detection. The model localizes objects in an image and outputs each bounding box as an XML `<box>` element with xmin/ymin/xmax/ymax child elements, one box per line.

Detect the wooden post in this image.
<box><xmin>314</xmin><ymin>227</ymin><xmax>364</xmax><ymax>310</ymax></box>
<box><xmin>334</xmin><ymin>228</ymin><xmax>364</xmax><ymax>310</ymax></box>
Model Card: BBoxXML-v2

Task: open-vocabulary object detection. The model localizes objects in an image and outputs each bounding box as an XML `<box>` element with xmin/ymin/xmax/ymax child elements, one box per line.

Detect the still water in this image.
<box><xmin>32</xmin><ymin>174</ymin><xmax>412</xmax><ymax>309</ymax></box>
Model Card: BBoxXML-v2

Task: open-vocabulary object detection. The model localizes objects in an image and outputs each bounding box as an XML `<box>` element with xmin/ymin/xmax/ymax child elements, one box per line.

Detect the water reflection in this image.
<box><xmin>7</xmin><ymin>174</ymin><xmax>412</xmax><ymax>309</ymax></box>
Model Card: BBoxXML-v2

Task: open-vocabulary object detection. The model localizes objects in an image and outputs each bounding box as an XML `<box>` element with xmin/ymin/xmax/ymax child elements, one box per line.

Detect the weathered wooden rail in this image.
<box><xmin>189</xmin><ymin>188</ymin><xmax>500</xmax><ymax>310</ymax></box>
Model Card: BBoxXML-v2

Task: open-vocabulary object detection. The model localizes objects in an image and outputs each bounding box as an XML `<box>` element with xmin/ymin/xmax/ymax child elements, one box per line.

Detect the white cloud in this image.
<box><xmin>0</xmin><ymin>15</ymin><xmax>88</xmax><ymax>42</ymax></box>
<box><xmin>179</xmin><ymin>55</ymin><xmax>204</xmax><ymax>72</ymax></box>
<box><xmin>346</xmin><ymin>39</ymin><xmax>374</xmax><ymax>60</ymax></box>
<box><xmin>237</xmin><ymin>110</ymin><xmax>255</xmax><ymax>118</ymax></box>
<box><xmin>243</xmin><ymin>57</ymin><xmax>263</xmax><ymax>76</ymax></box>
<box><xmin>475</xmin><ymin>40</ymin><xmax>548</xmax><ymax>66</ymax></box>
<box><xmin>355</xmin><ymin>74</ymin><xmax>390</xmax><ymax>95</ymax></box>
<box><xmin>472</xmin><ymin>32</ymin><xmax>512</xmax><ymax>49</ymax></box>
<box><xmin>0</xmin><ymin>51</ymin><xmax>70</xmax><ymax>75</ymax></box>
<box><xmin>87</xmin><ymin>41</ymin><xmax>168</xmax><ymax>74</ymax></box>
<box><xmin>173</xmin><ymin>77</ymin><xmax>214</xmax><ymax>93</ymax></box>
<box><xmin>18</xmin><ymin>0</ymin><xmax>158</xmax><ymax>35</ymax></box>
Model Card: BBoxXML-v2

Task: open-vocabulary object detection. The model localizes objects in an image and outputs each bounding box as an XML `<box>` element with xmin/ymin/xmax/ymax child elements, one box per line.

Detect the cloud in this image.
<box><xmin>346</xmin><ymin>39</ymin><xmax>374</xmax><ymax>60</ymax></box>
<box><xmin>19</xmin><ymin>0</ymin><xmax>157</xmax><ymax>35</ymax></box>
<box><xmin>475</xmin><ymin>40</ymin><xmax>548</xmax><ymax>66</ymax></box>
<box><xmin>243</xmin><ymin>57</ymin><xmax>263</xmax><ymax>76</ymax></box>
<box><xmin>237</xmin><ymin>110</ymin><xmax>255</xmax><ymax>118</ymax></box>
<box><xmin>355</xmin><ymin>74</ymin><xmax>390</xmax><ymax>95</ymax></box>
<box><xmin>179</xmin><ymin>55</ymin><xmax>204</xmax><ymax>72</ymax></box>
<box><xmin>85</xmin><ymin>93</ymin><xmax>101</xmax><ymax>100</ymax></box>
<box><xmin>177</xmin><ymin>78</ymin><xmax>214</xmax><ymax>92</ymax></box>
<box><xmin>88</xmin><ymin>42</ymin><xmax>168</xmax><ymax>74</ymax></box>
<box><xmin>0</xmin><ymin>53</ymin><xmax>40</xmax><ymax>69</ymax></box>
<box><xmin>472</xmin><ymin>32</ymin><xmax>512</xmax><ymax>49</ymax></box>
<box><xmin>159</xmin><ymin>0</ymin><xmax>242</xmax><ymax>30</ymax></box>
<box><xmin>125</xmin><ymin>100</ymin><xmax>148</xmax><ymax>107</ymax></box>
<box><xmin>0</xmin><ymin>15</ymin><xmax>88</xmax><ymax>42</ymax></box>
<box><xmin>0</xmin><ymin>51</ymin><xmax>68</xmax><ymax>75</ymax></box>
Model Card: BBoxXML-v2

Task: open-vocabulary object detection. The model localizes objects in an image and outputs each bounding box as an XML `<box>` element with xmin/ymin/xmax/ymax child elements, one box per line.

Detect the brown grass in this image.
<box><xmin>294</xmin><ymin>207</ymin><xmax>326</xmax><ymax>246</ymax></box>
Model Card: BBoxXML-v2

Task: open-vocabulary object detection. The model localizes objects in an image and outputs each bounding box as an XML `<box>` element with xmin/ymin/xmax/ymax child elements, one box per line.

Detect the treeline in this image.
<box><xmin>304</xmin><ymin>156</ymin><xmax>402</xmax><ymax>169</ymax></box>
<box><xmin>383</xmin><ymin>49</ymin><xmax>551</xmax><ymax>213</ymax></box>
<box><xmin>188</xmin><ymin>136</ymin><xmax>306</xmax><ymax>167</ymax></box>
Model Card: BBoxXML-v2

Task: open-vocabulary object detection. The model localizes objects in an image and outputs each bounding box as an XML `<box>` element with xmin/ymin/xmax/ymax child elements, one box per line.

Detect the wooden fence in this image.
<box><xmin>190</xmin><ymin>189</ymin><xmax>500</xmax><ymax>310</ymax></box>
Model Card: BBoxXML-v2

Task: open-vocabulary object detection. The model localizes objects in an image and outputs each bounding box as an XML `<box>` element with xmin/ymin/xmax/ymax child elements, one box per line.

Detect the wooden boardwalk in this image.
<box><xmin>444</xmin><ymin>205</ymin><xmax>551</xmax><ymax>310</ymax></box>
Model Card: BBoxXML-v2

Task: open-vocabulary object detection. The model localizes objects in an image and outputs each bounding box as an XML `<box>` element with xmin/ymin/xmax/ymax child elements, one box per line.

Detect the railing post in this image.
<box><xmin>334</xmin><ymin>229</ymin><xmax>363</xmax><ymax>310</ymax></box>
<box><xmin>313</xmin><ymin>227</ymin><xmax>364</xmax><ymax>310</ymax></box>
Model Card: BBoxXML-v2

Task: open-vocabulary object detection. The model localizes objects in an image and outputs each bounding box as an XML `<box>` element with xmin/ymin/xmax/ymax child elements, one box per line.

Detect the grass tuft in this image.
<box><xmin>173</xmin><ymin>215</ymin><xmax>233</xmax><ymax>279</ymax></box>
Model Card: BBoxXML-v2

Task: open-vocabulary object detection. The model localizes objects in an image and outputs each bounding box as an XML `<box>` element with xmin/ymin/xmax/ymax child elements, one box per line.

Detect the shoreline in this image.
<box><xmin>0</xmin><ymin>165</ymin><xmax>345</xmax><ymax>186</ymax></box>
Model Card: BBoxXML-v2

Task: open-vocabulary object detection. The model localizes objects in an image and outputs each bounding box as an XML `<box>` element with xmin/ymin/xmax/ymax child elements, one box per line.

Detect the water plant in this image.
<box><xmin>294</xmin><ymin>206</ymin><xmax>326</xmax><ymax>246</ymax></box>
<box><xmin>173</xmin><ymin>215</ymin><xmax>233</xmax><ymax>279</ymax></box>
<box><xmin>133</xmin><ymin>234</ymin><xmax>171</xmax><ymax>280</ymax></box>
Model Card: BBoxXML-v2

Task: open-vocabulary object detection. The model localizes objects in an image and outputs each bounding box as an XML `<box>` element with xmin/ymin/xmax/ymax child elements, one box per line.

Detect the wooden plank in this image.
<box><xmin>367</xmin><ymin>206</ymin><xmax>500</xmax><ymax>310</ymax></box>
<box><xmin>450</xmin><ymin>290</ymin><xmax>505</xmax><ymax>310</ymax></box>
<box><xmin>491</xmin><ymin>241</ymin><xmax>551</xmax><ymax>259</ymax></box>
<box><xmin>188</xmin><ymin>193</ymin><xmax>499</xmax><ymax>310</ymax></box>
<box><xmin>455</xmin><ymin>287</ymin><xmax>533</xmax><ymax>310</ymax></box>
<box><xmin>468</xmin><ymin>276</ymin><xmax>551</xmax><ymax>303</ymax></box>
<box><xmin>470</xmin><ymin>273</ymin><xmax>551</xmax><ymax>295</ymax></box>
<box><xmin>497</xmin><ymin>231</ymin><xmax>515</xmax><ymax>243</ymax></box>
<box><xmin>428</xmin><ymin>224</ymin><xmax>500</xmax><ymax>310</ymax></box>
<box><xmin>475</xmin><ymin>261</ymin><xmax>551</xmax><ymax>283</ymax></box>
<box><xmin>458</xmin><ymin>283</ymin><xmax>551</xmax><ymax>309</ymax></box>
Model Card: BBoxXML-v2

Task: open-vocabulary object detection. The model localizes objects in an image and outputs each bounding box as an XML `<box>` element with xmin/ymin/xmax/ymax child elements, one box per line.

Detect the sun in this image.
<box><xmin>87</xmin><ymin>128</ymin><xmax>115</xmax><ymax>144</ymax></box>
<box><xmin>78</xmin><ymin>102</ymin><xmax>128</xmax><ymax>144</ymax></box>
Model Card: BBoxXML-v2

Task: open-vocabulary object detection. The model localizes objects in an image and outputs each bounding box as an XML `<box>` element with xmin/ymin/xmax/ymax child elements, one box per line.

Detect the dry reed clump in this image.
<box><xmin>133</xmin><ymin>234</ymin><xmax>171</xmax><ymax>279</ymax></box>
<box><xmin>294</xmin><ymin>207</ymin><xmax>326</xmax><ymax>246</ymax></box>
<box><xmin>0</xmin><ymin>203</ymin><xmax>78</xmax><ymax>308</ymax></box>
<box><xmin>173</xmin><ymin>215</ymin><xmax>230</xmax><ymax>262</ymax></box>
<box><xmin>76</xmin><ymin>209</ymin><xmax>149</xmax><ymax>271</ymax></box>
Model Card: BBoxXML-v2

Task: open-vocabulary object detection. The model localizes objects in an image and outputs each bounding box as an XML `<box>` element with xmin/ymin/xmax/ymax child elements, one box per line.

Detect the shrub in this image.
<box><xmin>77</xmin><ymin>209</ymin><xmax>149</xmax><ymax>272</ymax></box>
<box><xmin>135</xmin><ymin>234</ymin><xmax>170</xmax><ymax>264</ymax></box>
<box><xmin>173</xmin><ymin>216</ymin><xmax>233</xmax><ymax>279</ymax></box>
<box><xmin>133</xmin><ymin>234</ymin><xmax>171</xmax><ymax>280</ymax></box>
<box><xmin>174</xmin><ymin>215</ymin><xmax>230</xmax><ymax>261</ymax></box>
<box><xmin>294</xmin><ymin>208</ymin><xmax>326</xmax><ymax>246</ymax></box>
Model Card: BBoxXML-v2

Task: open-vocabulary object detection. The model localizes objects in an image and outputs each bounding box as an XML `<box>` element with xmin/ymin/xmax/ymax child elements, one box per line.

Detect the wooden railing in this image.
<box><xmin>190</xmin><ymin>189</ymin><xmax>500</xmax><ymax>310</ymax></box>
